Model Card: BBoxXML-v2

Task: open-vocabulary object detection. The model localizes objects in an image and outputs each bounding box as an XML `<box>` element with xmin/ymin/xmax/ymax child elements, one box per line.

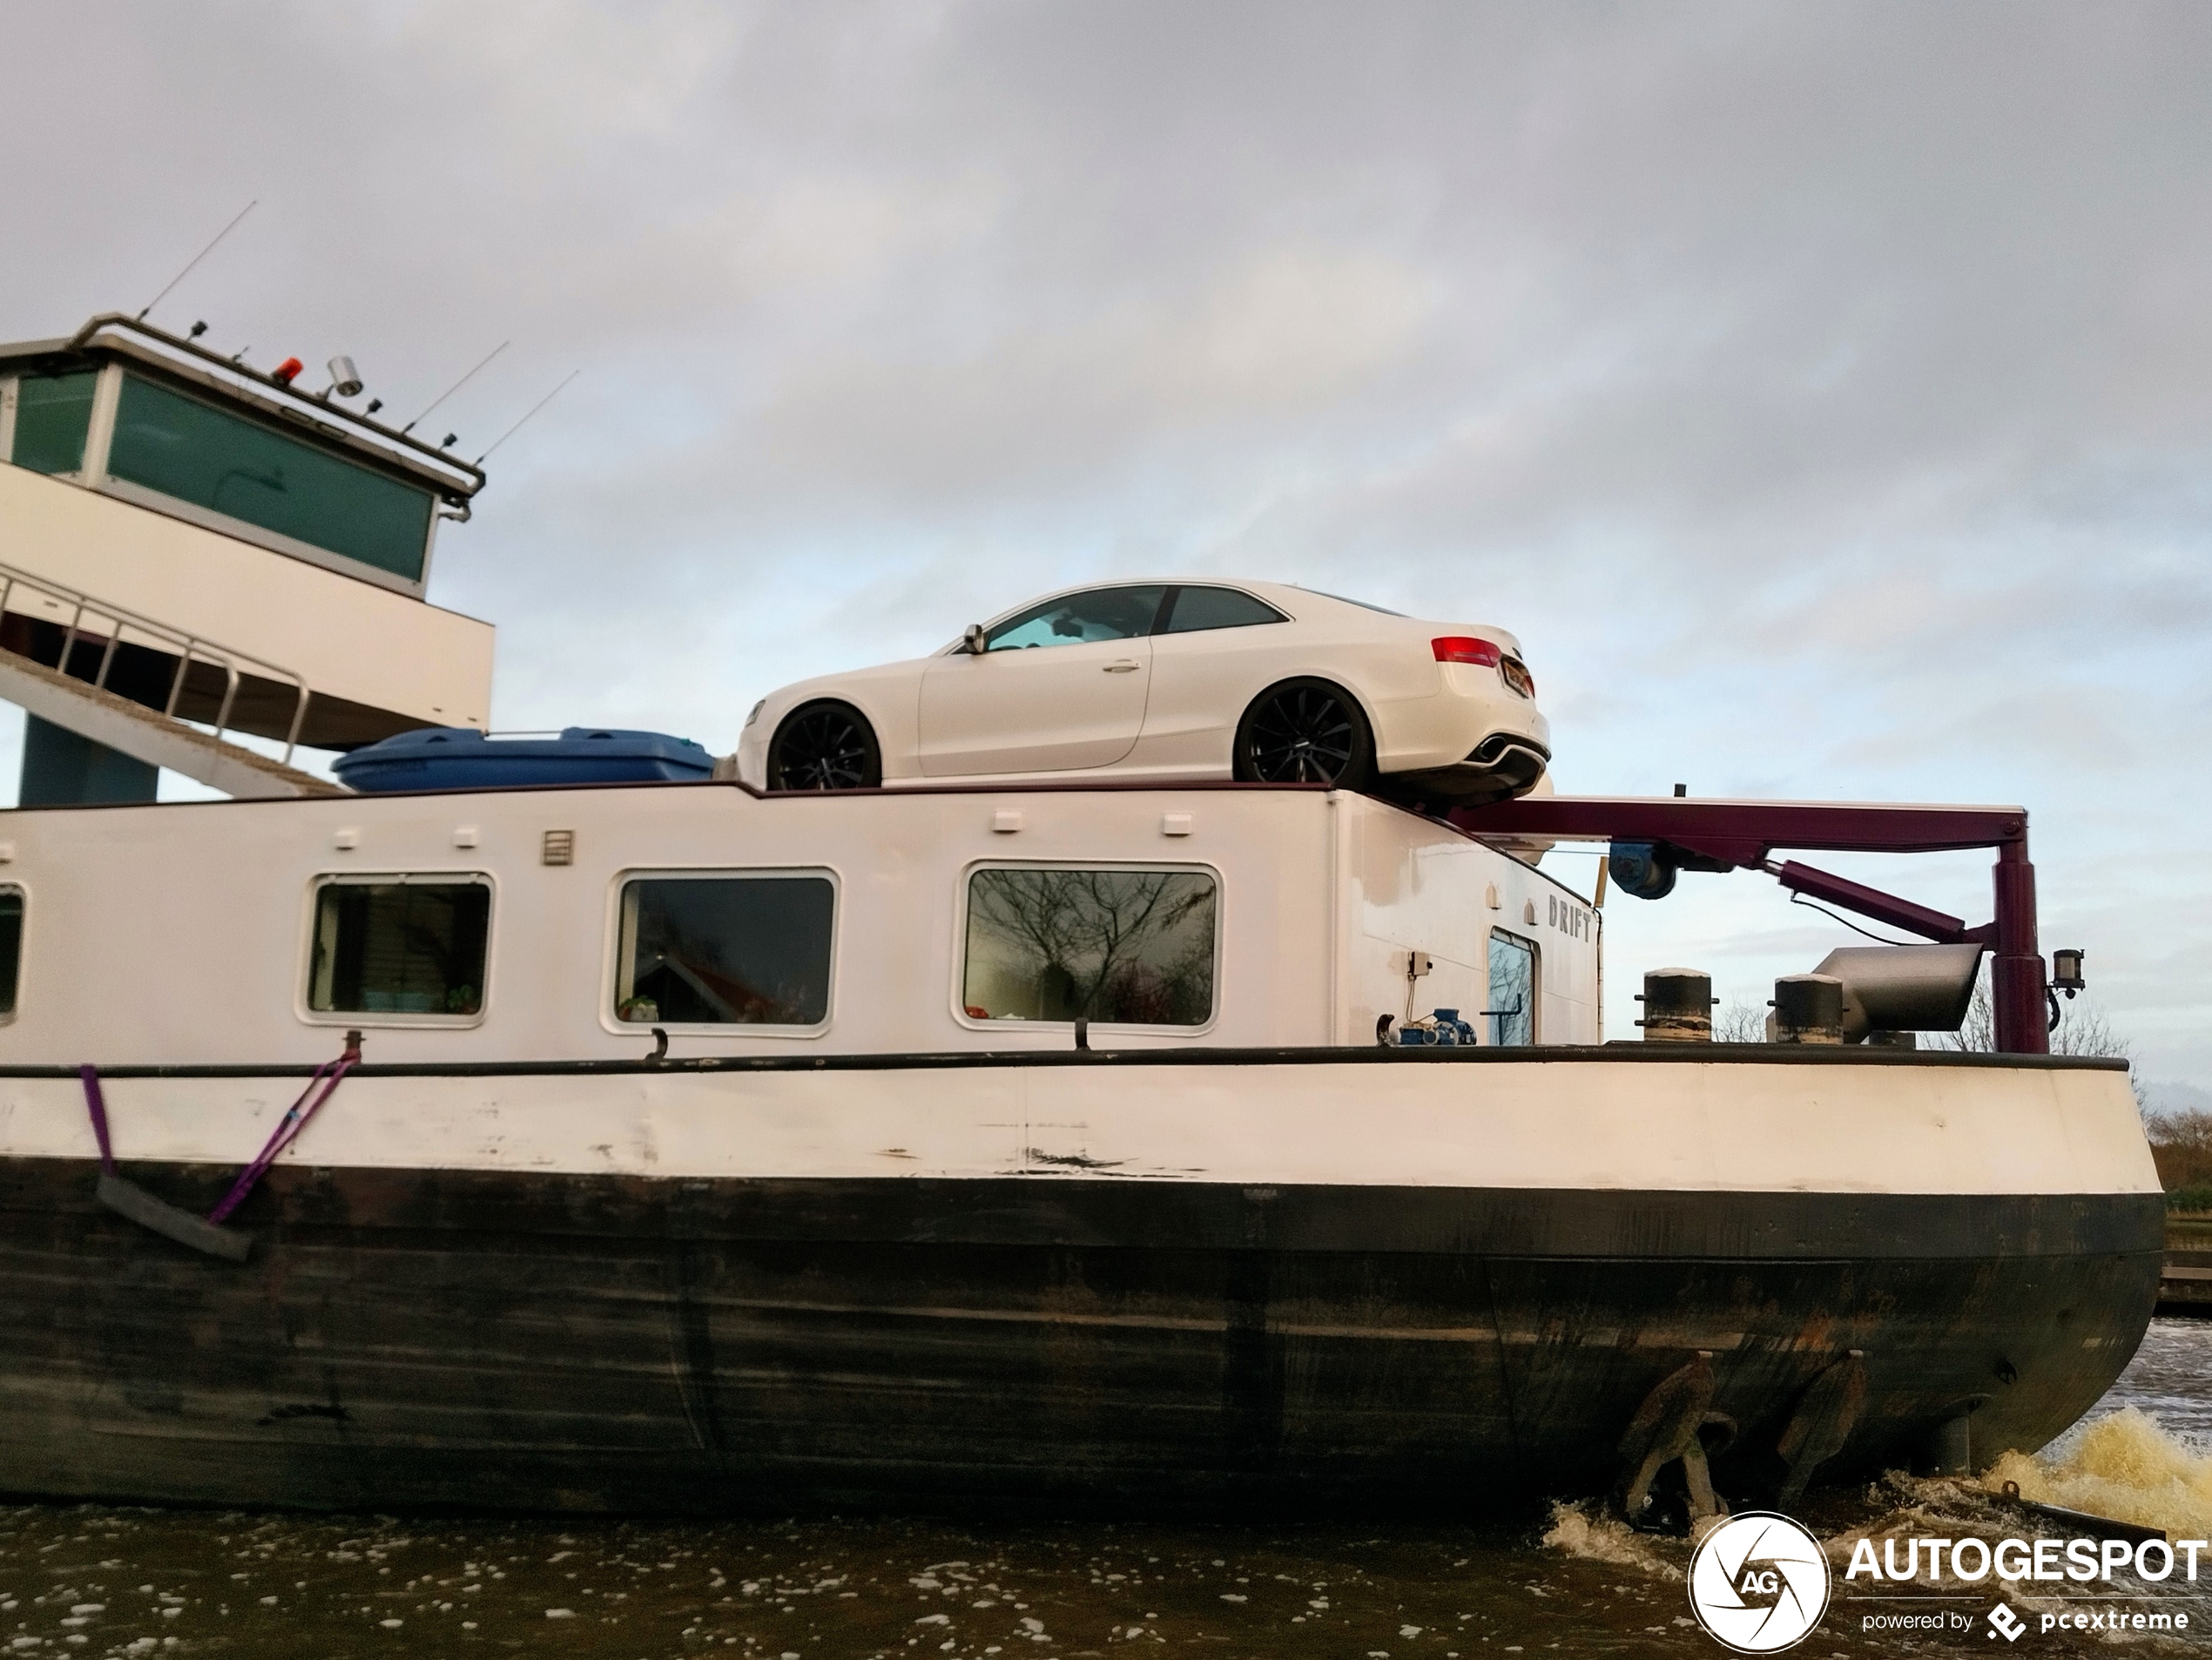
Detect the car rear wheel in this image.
<box><xmin>1233</xmin><ymin>678</ymin><xmax>1374</xmax><ymax>789</ymax></box>
<box><xmin>766</xmin><ymin>701</ymin><xmax>882</xmax><ymax>790</ymax></box>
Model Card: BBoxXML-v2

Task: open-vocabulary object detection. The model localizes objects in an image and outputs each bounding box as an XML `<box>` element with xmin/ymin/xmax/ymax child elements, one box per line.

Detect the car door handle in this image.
<box><xmin>1102</xmin><ymin>659</ymin><xmax>1141</xmax><ymax>672</ymax></box>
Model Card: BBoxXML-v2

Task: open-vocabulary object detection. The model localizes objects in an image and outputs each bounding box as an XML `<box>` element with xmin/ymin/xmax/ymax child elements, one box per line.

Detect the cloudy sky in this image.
<box><xmin>3</xmin><ymin>2</ymin><xmax>2208</xmax><ymax>1090</ymax></box>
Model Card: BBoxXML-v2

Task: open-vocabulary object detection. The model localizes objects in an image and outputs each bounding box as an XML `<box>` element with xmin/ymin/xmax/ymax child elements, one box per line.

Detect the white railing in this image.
<box><xmin>0</xmin><ymin>557</ymin><xmax>313</xmax><ymax>761</ymax></box>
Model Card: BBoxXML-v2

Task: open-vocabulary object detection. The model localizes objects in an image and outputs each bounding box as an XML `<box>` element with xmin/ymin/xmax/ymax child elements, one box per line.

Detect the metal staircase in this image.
<box><xmin>0</xmin><ymin>559</ymin><xmax>339</xmax><ymax>800</ymax></box>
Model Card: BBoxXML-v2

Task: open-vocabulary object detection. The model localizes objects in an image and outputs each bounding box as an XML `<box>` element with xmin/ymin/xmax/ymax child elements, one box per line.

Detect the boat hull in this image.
<box><xmin>0</xmin><ymin>1154</ymin><xmax>2162</xmax><ymax>1515</ymax></box>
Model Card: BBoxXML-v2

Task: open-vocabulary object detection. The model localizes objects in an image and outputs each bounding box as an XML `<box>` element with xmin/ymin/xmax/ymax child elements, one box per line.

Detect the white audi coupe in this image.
<box><xmin>732</xmin><ymin>579</ymin><xmax>1548</xmax><ymax>804</ymax></box>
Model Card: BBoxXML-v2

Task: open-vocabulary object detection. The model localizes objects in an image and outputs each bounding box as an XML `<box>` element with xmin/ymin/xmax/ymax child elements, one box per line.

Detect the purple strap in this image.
<box><xmin>78</xmin><ymin>1064</ymin><xmax>118</xmax><ymax>1176</ymax></box>
<box><xmin>208</xmin><ymin>1043</ymin><xmax>359</xmax><ymax>1225</ymax></box>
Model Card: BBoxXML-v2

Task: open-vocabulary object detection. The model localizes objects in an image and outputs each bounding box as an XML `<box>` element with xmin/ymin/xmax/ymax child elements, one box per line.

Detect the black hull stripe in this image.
<box><xmin>0</xmin><ymin>1164</ymin><xmax>2160</xmax><ymax>1515</ymax></box>
<box><xmin>0</xmin><ymin>1164</ymin><xmax>2159</xmax><ymax>1259</ymax></box>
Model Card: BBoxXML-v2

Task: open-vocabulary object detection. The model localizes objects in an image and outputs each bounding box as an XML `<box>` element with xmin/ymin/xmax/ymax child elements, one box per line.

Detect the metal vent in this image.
<box><xmin>542</xmin><ymin>829</ymin><xmax>574</xmax><ymax>867</ymax></box>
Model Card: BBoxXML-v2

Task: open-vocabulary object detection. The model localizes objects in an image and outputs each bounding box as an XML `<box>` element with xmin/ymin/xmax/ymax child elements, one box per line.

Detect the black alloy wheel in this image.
<box><xmin>1233</xmin><ymin>678</ymin><xmax>1374</xmax><ymax>788</ymax></box>
<box><xmin>766</xmin><ymin>701</ymin><xmax>883</xmax><ymax>790</ymax></box>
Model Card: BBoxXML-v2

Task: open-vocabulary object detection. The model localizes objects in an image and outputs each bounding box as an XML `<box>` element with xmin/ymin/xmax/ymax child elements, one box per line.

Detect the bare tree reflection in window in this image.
<box><xmin>964</xmin><ymin>868</ymin><xmax>1216</xmax><ymax>1026</ymax></box>
<box><xmin>1487</xmin><ymin>930</ymin><xmax>1536</xmax><ymax>1046</ymax></box>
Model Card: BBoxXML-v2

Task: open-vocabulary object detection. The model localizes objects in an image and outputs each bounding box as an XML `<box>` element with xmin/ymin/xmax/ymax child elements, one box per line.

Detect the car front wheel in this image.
<box><xmin>1232</xmin><ymin>678</ymin><xmax>1374</xmax><ymax>789</ymax></box>
<box><xmin>766</xmin><ymin>701</ymin><xmax>883</xmax><ymax>790</ymax></box>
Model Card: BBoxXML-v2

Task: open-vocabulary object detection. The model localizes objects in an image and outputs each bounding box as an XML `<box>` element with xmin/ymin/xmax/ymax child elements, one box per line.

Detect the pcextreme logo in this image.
<box><xmin>1688</xmin><ymin>1511</ymin><xmax>1832</xmax><ymax>1653</ymax></box>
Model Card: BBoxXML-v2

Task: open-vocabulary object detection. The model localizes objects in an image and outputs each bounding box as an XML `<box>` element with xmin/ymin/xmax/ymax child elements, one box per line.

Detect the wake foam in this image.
<box><xmin>1536</xmin><ymin>1500</ymin><xmax>1683</xmax><ymax>1579</ymax></box>
<box><xmin>1536</xmin><ymin>1405</ymin><xmax>2212</xmax><ymax>1602</ymax></box>
<box><xmin>1984</xmin><ymin>1406</ymin><xmax>2212</xmax><ymax>1540</ymax></box>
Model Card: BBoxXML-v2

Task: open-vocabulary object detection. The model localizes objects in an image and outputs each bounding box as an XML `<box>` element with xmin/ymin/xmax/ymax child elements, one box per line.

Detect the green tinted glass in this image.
<box><xmin>108</xmin><ymin>374</ymin><xmax>434</xmax><ymax>581</ymax></box>
<box><xmin>11</xmin><ymin>372</ymin><xmax>97</xmax><ymax>476</ymax></box>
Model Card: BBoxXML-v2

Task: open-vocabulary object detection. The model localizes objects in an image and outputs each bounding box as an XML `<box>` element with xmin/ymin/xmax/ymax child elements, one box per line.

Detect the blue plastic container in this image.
<box><xmin>334</xmin><ymin>726</ymin><xmax>716</xmax><ymax>793</ymax></box>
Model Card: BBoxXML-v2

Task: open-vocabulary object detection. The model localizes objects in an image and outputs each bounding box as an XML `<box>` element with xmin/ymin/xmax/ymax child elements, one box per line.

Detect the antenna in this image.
<box><xmin>475</xmin><ymin>369</ymin><xmax>578</xmax><ymax>464</ymax></box>
<box><xmin>138</xmin><ymin>200</ymin><xmax>258</xmax><ymax>321</ymax></box>
<box><xmin>401</xmin><ymin>341</ymin><xmax>508</xmax><ymax>435</ymax></box>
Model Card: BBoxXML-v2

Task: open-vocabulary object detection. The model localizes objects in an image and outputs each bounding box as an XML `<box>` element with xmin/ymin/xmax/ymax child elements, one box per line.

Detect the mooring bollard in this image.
<box><xmin>1771</xmin><ymin>974</ymin><xmax>1846</xmax><ymax>1044</ymax></box>
<box><xmin>1636</xmin><ymin>968</ymin><xmax>1715</xmax><ymax>1043</ymax></box>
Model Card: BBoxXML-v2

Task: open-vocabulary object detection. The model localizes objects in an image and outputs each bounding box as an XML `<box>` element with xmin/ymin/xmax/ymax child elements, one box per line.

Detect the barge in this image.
<box><xmin>0</xmin><ymin>307</ymin><xmax>2160</xmax><ymax>1517</ymax></box>
<box><xmin>0</xmin><ymin>779</ymin><xmax>2161</xmax><ymax>1515</ymax></box>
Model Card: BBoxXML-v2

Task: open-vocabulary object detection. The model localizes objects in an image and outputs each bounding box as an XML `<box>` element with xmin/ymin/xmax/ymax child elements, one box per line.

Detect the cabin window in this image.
<box><xmin>107</xmin><ymin>373</ymin><xmax>436</xmax><ymax>583</ymax></box>
<box><xmin>613</xmin><ymin>874</ymin><xmax>834</xmax><ymax>1027</ymax></box>
<box><xmin>307</xmin><ymin>877</ymin><xmax>490</xmax><ymax>1018</ymax></box>
<box><xmin>1159</xmin><ymin>585</ymin><xmax>1285</xmax><ymax>633</ymax></box>
<box><xmin>0</xmin><ymin>888</ymin><xmax>21</xmax><ymax>1016</ymax></box>
<box><xmin>10</xmin><ymin>372</ymin><xmax>97</xmax><ymax>476</ymax></box>
<box><xmin>983</xmin><ymin>586</ymin><xmax>1168</xmax><ymax>651</ymax></box>
<box><xmin>962</xmin><ymin>866</ymin><xmax>1216</xmax><ymax>1026</ymax></box>
<box><xmin>1487</xmin><ymin>929</ymin><xmax>1536</xmax><ymax>1045</ymax></box>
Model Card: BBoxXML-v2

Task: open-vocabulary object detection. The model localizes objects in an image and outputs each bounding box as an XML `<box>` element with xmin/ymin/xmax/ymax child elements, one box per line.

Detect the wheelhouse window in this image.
<box><xmin>983</xmin><ymin>586</ymin><xmax>1167</xmax><ymax>651</ymax></box>
<box><xmin>614</xmin><ymin>873</ymin><xmax>834</xmax><ymax>1027</ymax></box>
<box><xmin>963</xmin><ymin>867</ymin><xmax>1216</xmax><ymax>1026</ymax></box>
<box><xmin>0</xmin><ymin>888</ymin><xmax>21</xmax><ymax>1016</ymax></box>
<box><xmin>107</xmin><ymin>373</ymin><xmax>436</xmax><ymax>584</ymax></box>
<box><xmin>1160</xmin><ymin>586</ymin><xmax>1285</xmax><ymax>633</ymax></box>
<box><xmin>10</xmin><ymin>372</ymin><xmax>97</xmax><ymax>476</ymax></box>
<box><xmin>1487</xmin><ymin>929</ymin><xmax>1536</xmax><ymax>1046</ymax></box>
<box><xmin>308</xmin><ymin>877</ymin><xmax>489</xmax><ymax>1018</ymax></box>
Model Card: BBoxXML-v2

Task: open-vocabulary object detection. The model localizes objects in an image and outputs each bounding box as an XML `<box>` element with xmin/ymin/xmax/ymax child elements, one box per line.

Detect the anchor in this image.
<box><xmin>1611</xmin><ymin>1348</ymin><xmax>1876</xmax><ymax>1528</ymax></box>
<box><xmin>1611</xmin><ymin>1352</ymin><xmax>1737</xmax><ymax>1533</ymax></box>
<box><xmin>1775</xmin><ymin>1349</ymin><xmax>1868</xmax><ymax>1508</ymax></box>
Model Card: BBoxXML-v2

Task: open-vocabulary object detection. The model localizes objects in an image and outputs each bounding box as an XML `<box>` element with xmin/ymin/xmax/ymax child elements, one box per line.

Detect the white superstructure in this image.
<box><xmin>0</xmin><ymin>783</ymin><xmax>1595</xmax><ymax>1067</ymax></box>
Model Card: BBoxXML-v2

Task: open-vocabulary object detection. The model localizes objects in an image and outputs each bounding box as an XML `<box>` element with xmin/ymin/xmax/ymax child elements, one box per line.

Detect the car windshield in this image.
<box><xmin>985</xmin><ymin>586</ymin><xmax>1167</xmax><ymax>651</ymax></box>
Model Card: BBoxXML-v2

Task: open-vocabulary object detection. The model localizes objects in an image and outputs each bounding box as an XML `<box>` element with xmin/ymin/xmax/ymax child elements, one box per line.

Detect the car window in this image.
<box><xmin>984</xmin><ymin>585</ymin><xmax>1167</xmax><ymax>651</ymax></box>
<box><xmin>1161</xmin><ymin>586</ymin><xmax>1286</xmax><ymax>634</ymax></box>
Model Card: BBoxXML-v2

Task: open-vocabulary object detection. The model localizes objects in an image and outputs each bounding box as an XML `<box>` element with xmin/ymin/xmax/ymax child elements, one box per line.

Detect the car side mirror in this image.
<box><xmin>961</xmin><ymin>624</ymin><xmax>986</xmax><ymax>655</ymax></box>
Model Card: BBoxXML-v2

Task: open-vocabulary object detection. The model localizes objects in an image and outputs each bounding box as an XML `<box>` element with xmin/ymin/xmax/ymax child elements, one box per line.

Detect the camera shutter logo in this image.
<box><xmin>1688</xmin><ymin>1511</ymin><xmax>1831</xmax><ymax>1653</ymax></box>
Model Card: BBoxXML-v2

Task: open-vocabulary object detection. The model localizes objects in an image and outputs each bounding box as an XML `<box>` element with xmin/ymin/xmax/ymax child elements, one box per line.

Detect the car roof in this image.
<box><xmin>980</xmin><ymin>577</ymin><xmax>1402</xmax><ymax>627</ymax></box>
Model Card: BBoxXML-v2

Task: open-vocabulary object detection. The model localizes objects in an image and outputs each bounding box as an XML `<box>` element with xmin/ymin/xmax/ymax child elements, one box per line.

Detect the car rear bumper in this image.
<box><xmin>1373</xmin><ymin>671</ymin><xmax>1549</xmax><ymax>787</ymax></box>
<box><xmin>1389</xmin><ymin>732</ymin><xmax>1551</xmax><ymax>804</ymax></box>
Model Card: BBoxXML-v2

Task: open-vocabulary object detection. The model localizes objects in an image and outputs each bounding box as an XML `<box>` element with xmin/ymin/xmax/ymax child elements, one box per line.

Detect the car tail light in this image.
<box><xmin>1432</xmin><ymin>636</ymin><xmax>1501</xmax><ymax>666</ymax></box>
<box><xmin>1501</xmin><ymin>657</ymin><xmax>1534</xmax><ymax>698</ymax></box>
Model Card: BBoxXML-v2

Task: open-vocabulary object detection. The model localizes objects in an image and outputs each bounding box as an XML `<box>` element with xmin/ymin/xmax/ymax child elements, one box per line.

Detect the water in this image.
<box><xmin>5</xmin><ymin>1324</ymin><xmax>2212</xmax><ymax>1658</ymax></box>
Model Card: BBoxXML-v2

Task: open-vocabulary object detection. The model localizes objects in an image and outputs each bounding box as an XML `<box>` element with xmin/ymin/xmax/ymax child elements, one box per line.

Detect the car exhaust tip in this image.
<box><xmin>1452</xmin><ymin>736</ymin><xmax>1551</xmax><ymax>805</ymax></box>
